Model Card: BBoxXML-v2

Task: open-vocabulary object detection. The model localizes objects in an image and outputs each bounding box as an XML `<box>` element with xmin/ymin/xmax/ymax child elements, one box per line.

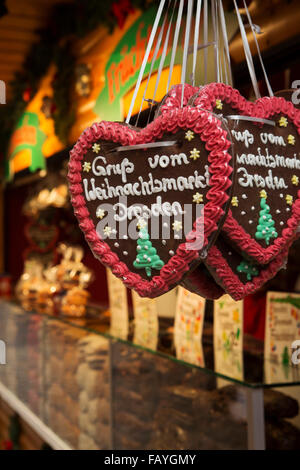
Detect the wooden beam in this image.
<box><xmin>0</xmin><ymin>39</ymin><xmax>33</xmax><ymax>53</ymax></box>
<box><xmin>0</xmin><ymin>185</ymin><xmax>3</xmax><ymax>272</ymax></box>
<box><xmin>0</xmin><ymin>27</ymin><xmax>39</xmax><ymax>42</ymax></box>
<box><xmin>0</xmin><ymin>52</ymin><xmax>24</xmax><ymax>64</ymax></box>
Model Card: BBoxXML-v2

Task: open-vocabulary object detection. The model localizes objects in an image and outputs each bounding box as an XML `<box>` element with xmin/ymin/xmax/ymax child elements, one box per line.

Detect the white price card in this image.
<box><xmin>214</xmin><ymin>295</ymin><xmax>244</xmax><ymax>384</ymax></box>
<box><xmin>132</xmin><ymin>291</ymin><xmax>159</xmax><ymax>350</ymax></box>
<box><xmin>174</xmin><ymin>287</ymin><xmax>205</xmax><ymax>367</ymax></box>
<box><xmin>265</xmin><ymin>291</ymin><xmax>300</xmax><ymax>382</ymax></box>
<box><xmin>107</xmin><ymin>268</ymin><xmax>129</xmax><ymax>340</ymax></box>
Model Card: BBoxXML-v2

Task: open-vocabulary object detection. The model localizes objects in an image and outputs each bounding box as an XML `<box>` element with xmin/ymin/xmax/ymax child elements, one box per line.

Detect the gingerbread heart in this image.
<box><xmin>205</xmin><ymin>237</ymin><xmax>289</xmax><ymax>301</ymax></box>
<box><xmin>68</xmin><ymin>107</ymin><xmax>233</xmax><ymax>297</ymax></box>
<box><xmin>181</xmin><ymin>263</ymin><xmax>224</xmax><ymax>300</ymax></box>
<box><xmin>191</xmin><ymin>83</ymin><xmax>300</xmax><ymax>264</ymax></box>
<box><xmin>155</xmin><ymin>84</ymin><xmax>198</xmax><ymax>118</ymax></box>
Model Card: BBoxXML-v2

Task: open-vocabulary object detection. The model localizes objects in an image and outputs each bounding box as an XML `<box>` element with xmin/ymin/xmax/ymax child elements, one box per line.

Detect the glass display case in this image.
<box><xmin>0</xmin><ymin>299</ymin><xmax>299</xmax><ymax>450</ymax></box>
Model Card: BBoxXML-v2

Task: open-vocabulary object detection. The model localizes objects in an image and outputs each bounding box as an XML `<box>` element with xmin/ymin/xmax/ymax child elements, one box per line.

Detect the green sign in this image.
<box><xmin>94</xmin><ymin>6</ymin><xmax>179</xmax><ymax>121</ymax></box>
<box><xmin>6</xmin><ymin>111</ymin><xmax>46</xmax><ymax>180</ymax></box>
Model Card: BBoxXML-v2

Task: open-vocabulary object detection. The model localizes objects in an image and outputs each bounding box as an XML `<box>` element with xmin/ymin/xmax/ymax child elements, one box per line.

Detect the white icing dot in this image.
<box><xmin>280</xmin><ymin>221</ymin><xmax>284</xmax><ymax>226</ymax></box>
<box><xmin>263</xmin><ymin>216</ymin><xmax>266</xmax><ymax>220</ymax></box>
<box><xmin>162</xmin><ymin>240</ymin><xmax>166</xmax><ymax>245</ymax></box>
<box><xmin>123</xmin><ymin>277</ymin><xmax>127</xmax><ymax>280</ymax></box>
<box><xmin>163</xmin><ymin>222</ymin><xmax>168</xmax><ymax>228</ymax></box>
<box><xmin>266</xmin><ymin>227</ymin><xmax>269</xmax><ymax>231</ymax></box>
<box><xmin>242</xmin><ymin>194</ymin><xmax>247</xmax><ymax>199</ymax></box>
<box><xmin>143</xmin><ymin>255</ymin><xmax>147</xmax><ymax>259</ymax></box>
<box><xmin>136</xmin><ymin>259</ymin><xmax>140</xmax><ymax>263</ymax></box>
<box><xmin>241</xmin><ymin>211</ymin><xmax>246</xmax><ymax>215</ymax></box>
<box><xmin>114</xmin><ymin>242</ymin><xmax>119</xmax><ymax>248</ymax></box>
<box><xmin>286</xmin><ymin>208</ymin><xmax>290</xmax><ymax>212</ymax></box>
<box><xmin>143</xmin><ymin>206</ymin><xmax>148</xmax><ymax>210</ymax></box>
<box><xmin>123</xmin><ymin>235</ymin><xmax>128</xmax><ymax>239</ymax></box>
<box><xmin>169</xmin><ymin>250</ymin><xmax>175</xmax><ymax>256</ymax></box>
<box><xmin>174</xmin><ymin>234</ymin><xmax>180</xmax><ymax>239</ymax></box>
<box><xmin>147</xmin><ymin>257</ymin><xmax>151</xmax><ymax>262</ymax></box>
<box><xmin>145</xmin><ymin>246</ymin><xmax>148</xmax><ymax>250</ymax></box>
<box><xmin>137</xmin><ymin>246</ymin><xmax>141</xmax><ymax>251</ymax></box>
<box><xmin>251</xmin><ymin>206</ymin><xmax>255</xmax><ymax>210</ymax></box>
<box><xmin>228</xmin><ymin>251</ymin><xmax>232</xmax><ymax>256</ymax></box>
<box><xmin>280</xmin><ymin>194</ymin><xmax>283</xmax><ymax>198</ymax></box>
<box><xmin>249</xmin><ymin>220</ymin><xmax>253</xmax><ymax>224</ymax></box>
<box><xmin>262</xmin><ymin>230</ymin><xmax>266</xmax><ymax>234</ymax></box>
<box><xmin>276</xmin><ymin>209</ymin><xmax>281</xmax><ymax>214</ymax></box>
<box><xmin>123</xmin><ymin>251</ymin><xmax>128</xmax><ymax>256</ymax></box>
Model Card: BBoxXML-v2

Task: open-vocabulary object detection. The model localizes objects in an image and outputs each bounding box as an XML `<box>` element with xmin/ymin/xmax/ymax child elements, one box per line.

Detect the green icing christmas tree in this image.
<box><xmin>237</xmin><ymin>260</ymin><xmax>259</xmax><ymax>281</ymax></box>
<box><xmin>255</xmin><ymin>197</ymin><xmax>278</xmax><ymax>245</ymax></box>
<box><xmin>133</xmin><ymin>227</ymin><xmax>164</xmax><ymax>277</ymax></box>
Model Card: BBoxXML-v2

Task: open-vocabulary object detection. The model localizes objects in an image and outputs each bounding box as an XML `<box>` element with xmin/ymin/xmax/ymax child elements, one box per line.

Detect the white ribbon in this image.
<box><xmin>243</xmin><ymin>0</ymin><xmax>273</xmax><ymax>97</ymax></box>
<box><xmin>203</xmin><ymin>0</ymin><xmax>208</xmax><ymax>84</ymax></box>
<box><xmin>233</xmin><ymin>0</ymin><xmax>261</xmax><ymax>99</ymax></box>
<box><xmin>180</xmin><ymin>0</ymin><xmax>194</xmax><ymax>107</ymax></box>
<box><xmin>114</xmin><ymin>141</ymin><xmax>177</xmax><ymax>152</ymax></box>
<box><xmin>149</xmin><ymin>0</ymin><xmax>177</xmax><ymax>122</ymax></box>
<box><xmin>218</xmin><ymin>0</ymin><xmax>232</xmax><ymax>85</ymax></box>
<box><xmin>211</xmin><ymin>0</ymin><xmax>220</xmax><ymax>82</ymax></box>
<box><xmin>135</xmin><ymin>2</ymin><xmax>170</xmax><ymax>126</ymax></box>
<box><xmin>227</xmin><ymin>115</ymin><xmax>275</xmax><ymax>126</ymax></box>
<box><xmin>166</xmin><ymin>0</ymin><xmax>184</xmax><ymax>92</ymax></box>
<box><xmin>191</xmin><ymin>0</ymin><xmax>202</xmax><ymax>86</ymax></box>
<box><xmin>125</xmin><ymin>0</ymin><xmax>166</xmax><ymax>124</ymax></box>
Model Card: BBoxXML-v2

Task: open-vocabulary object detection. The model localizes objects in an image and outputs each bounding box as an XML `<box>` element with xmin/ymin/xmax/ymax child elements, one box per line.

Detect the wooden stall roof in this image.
<box><xmin>0</xmin><ymin>0</ymin><xmax>73</xmax><ymax>101</ymax></box>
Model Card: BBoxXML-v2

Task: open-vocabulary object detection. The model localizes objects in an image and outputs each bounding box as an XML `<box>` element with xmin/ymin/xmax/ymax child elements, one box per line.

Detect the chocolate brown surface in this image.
<box><xmin>81</xmin><ymin>128</ymin><xmax>233</xmax><ymax>281</ymax></box>
<box><xmin>210</xmin><ymin>237</ymin><xmax>262</xmax><ymax>286</ymax></box>
<box><xmin>226</xmin><ymin>116</ymin><xmax>300</xmax><ymax>245</ymax></box>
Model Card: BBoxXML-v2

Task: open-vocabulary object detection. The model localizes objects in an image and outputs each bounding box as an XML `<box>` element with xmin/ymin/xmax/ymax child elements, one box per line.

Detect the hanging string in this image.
<box><xmin>166</xmin><ymin>0</ymin><xmax>184</xmax><ymax>92</ymax></box>
<box><xmin>211</xmin><ymin>0</ymin><xmax>220</xmax><ymax>82</ymax></box>
<box><xmin>243</xmin><ymin>0</ymin><xmax>273</xmax><ymax>97</ymax></box>
<box><xmin>203</xmin><ymin>0</ymin><xmax>208</xmax><ymax>84</ymax></box>
<box><xmin>125</xmin><ymin>0</ymin><xmax>166</xmax><ymax>124</ymax></box>
<box><xmin>180</xmin><ymin>0</ymin><xmax>194</xmax><ymax>107</ymax></box>
<box><xmin>191</xmin><ymin>0</ymin><xmax>202</xmax><ymax>86</ymax></box>
<box><xmin>135</xmin><ymin>1</ymin><xmax>171</xmax><ymax>126</ymax></box>
<box><xmin>147</xmin><ymin>0</ymin><xmax>177</xmax><ymax>124</ymax></box>
<box><xmin>218</xmin><ymin>0</ymin><xmax>232</xmax><ymax>85</ymax></box>
<box><xmin>233</xmin><ymin>0</ymin><xmax>260</xmax><ymax>99</ymax></box>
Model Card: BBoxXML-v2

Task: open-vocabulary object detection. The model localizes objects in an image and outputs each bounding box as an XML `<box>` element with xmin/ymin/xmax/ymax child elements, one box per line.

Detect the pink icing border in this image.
<box><xmin>194</xmin><ymin>82</ymin><xmax>300</xmax><ymax>264</ymax></box>
<box><xmin>157</xmin><ymin>84</ymin><xmax>198</xmax><ymax>116</ymax></box>
<box><xmin>68</xmin><ymin>106</ymin><xmax>233</xmax><ymax>298</ymax></box>
<box><xmin>206</xmin><ymin>243</ymin><xmax>289</xmax><ymax>301</ymax></box>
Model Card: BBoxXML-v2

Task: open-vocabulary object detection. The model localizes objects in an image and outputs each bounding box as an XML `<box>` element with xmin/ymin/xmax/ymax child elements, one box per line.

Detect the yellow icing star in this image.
<box><xmin>292</xmin><ymin>175</ymin><xmax>299</xmax><ymax>186</ymax></box>
<box><xmin>172</xmin><ymin>220</ymin><xmax>182</xmax><ymax>232</ymax></box>
<box><xmin>190</xmin><ymin>148</ymin><xmax>200</xmax><ymax>160</ymax></box>
<box><xmin>288</xmin><ymin>134</ymin><xmax>295</xmax><ymax>145</ymax></box>
<box><xmin>83</xmin><ymin>162</ymin><xmax>91</xmax><ymax>172</ymax></box>
<box><xmin>231</xmin><ymin>196</ymin><xmax>239</xmax><ymax>207</ymax></box>
<box><xmin>137</xmin><ymin>218</ymin><xmax>147</xmax><ymax>230</ymax></box>
<box><xmin>278</xmin><ymin>116</ymin><xmax>288</xmax><ymax>127</ymax></box>
<box><xmin>286</xmin><ymin>194</ymin><xmax>293</xmax><ymax>206</ymax></box>
<box><xmin>103</xmin><ymin>226</ymin><xmax>112</xmax><ymax>237</ymax></box>
<box><xmin>260</xmin><ymin>189</ymin><xmax>267</xmax><ymax>199</ymax></box>
<box><xmin>216</xmin><ymin>99</ymin><xmax>223</xmax><ymax>110</ymax></box>
<box><xmin>193</xmin><ymin>192</ymin><xmax>203</xmax><ymax>204</ymax></box>
<box><xmin>96</xmin><ymin>208</ymin><xmax>105</xmax><ymax>219</ymax></box>
<box><xmin>92</xmin><ymin>143</ymin><xmax>101</xmax><ymax>153</ymax></box>
<box><xmin>185</xmin><ymin>130</ymin><xmax>194</xmax><ymax>141</ymax></box>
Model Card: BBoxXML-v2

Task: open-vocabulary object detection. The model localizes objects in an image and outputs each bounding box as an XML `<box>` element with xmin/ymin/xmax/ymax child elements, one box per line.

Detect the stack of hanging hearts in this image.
<box><xmin>68</xmin><ymin>83</ymin><xmax>300</xmax><ymax>301</ymax></box>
